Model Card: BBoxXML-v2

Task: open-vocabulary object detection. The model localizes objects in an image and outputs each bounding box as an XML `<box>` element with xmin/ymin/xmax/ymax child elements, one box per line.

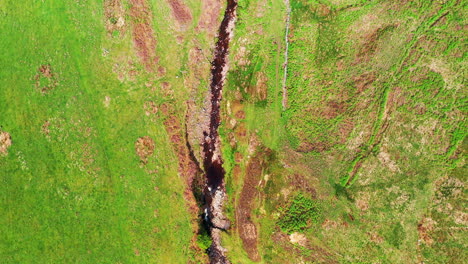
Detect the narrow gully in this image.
<box><xmin>201</xmin><ymin>0</ymin><xmax>238</xmax><ymax>263</ymax></box>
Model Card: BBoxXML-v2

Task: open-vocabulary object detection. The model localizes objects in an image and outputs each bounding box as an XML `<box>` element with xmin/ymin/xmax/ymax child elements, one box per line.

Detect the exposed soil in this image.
<box><xmin>272</xmin><ymin>229</ymin><xmax>339</xmax><ymax>264</ymax></box>
<box><xmin>166</xmin><ymin>0</ymin><xmax>192</xmax><ymax>26</ymax></box>
<box><xmin>289</xmin><ymin>232</ymin><xmax>307</xmax><ymax>246</ymax></box>
<box><xmin>197</xmin><ymin>0</ymin><xmax>223</xmax><ymax>36</ymax></box>
<box><xmin>104</xmin><ymin>0</ymin><xmax>126</xmax><ymax>36</ymax></box>
<box><xmin>39</xmin><ymin>64</ymin><xmax>53</xmax><ymax>78</ymax></box>
<box><xmin>129</xmin><ymin>0</ymin><xmax>159</xmax><ymax>71</ymax></box>
<box><xmin>237</xmin><ymin>150</ymin><xmax>270</xmax><ymax>261</ymax></box>
<box><xmin>418</xmin><ymin>217</ymin><xmax>436</xmax><ymax>245</ymax></box>
<box><xmin>322</xmin><ymin>100</ymin><xmax>346</xmax><ymax>120</ymax></box>
<box><xmin>41</xmin><ymin>120</ymin><xmax>51</xmax><ymax>136</ymax></box>
<box><xmin>0</xmin><ymin>131</ymin><xmax>12</xmax><ymax>156</ymax></box>
<box><xmin>354</xmin><ymin>25</ymin><xmax>396</xmax><ymax>64</ymax></box>
<box><xmin>157</xmin><ymin>102</ymin><xmax>207</xmax><ymax>262</ymax></box>
<box><xmin>160</xmin><ymin>103</ymin><xmax>201</xmax><ymax>199</ymax></box>
<box><xmin>135</xmin><ymin>136</ymin><xmax>155</xmax><ymax>164</ymax></box>
<box><xmin>34</xmin><ymin>65</ymin><xmax>57</xmax><ymax>94</ymax></box>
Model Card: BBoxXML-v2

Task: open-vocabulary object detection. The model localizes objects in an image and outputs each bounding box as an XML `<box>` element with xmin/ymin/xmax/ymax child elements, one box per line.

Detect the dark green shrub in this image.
<box><xmin>278</xmin><ymin>193</ymin><xmax>321</xmax><ymax>234</ymax></box>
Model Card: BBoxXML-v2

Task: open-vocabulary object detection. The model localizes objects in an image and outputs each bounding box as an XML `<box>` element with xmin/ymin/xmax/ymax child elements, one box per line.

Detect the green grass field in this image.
<box><xmin>1</xmin><ymin>0</ymin><xmax>466</xmax><ymax>263</ymax></box>
<box><xmin>0</xmin><ymin>0</ymin><xmax>201</xmax><ymax>262</ymax></box>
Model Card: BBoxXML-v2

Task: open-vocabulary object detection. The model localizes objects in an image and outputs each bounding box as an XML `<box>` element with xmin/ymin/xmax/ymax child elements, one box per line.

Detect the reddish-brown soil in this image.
<box><xmin>418</xmin><ymin>217</ymin><xmax>435</xmax><ymax>245</ymax></box>
<box><xmin>41</xmin><ymin>120</ymin><xmax>51</xmax><ymax>136</ymax></box>
<box><xmin>129</xmin><ymin>0</ymin><xmax>158</xmax><ymax>71</ymax></box>
<box><xmin>39</xmin><ymin>65</ymin><xmax>53</xmax><ymax>78</ymax></box>
<box><xmin>236</xmin><ymin>149</ymin><xmax>271</xmax><ymax>261</ymax></box>
<box><xmin>34</xmin><ymin>65</ymin><xmax>57</xmax><ymax>94</ymax></box>
<box><xmin>197</xmin><ymin>0</ymin><xmax>222</xmax><ymax>36</ymax></box>
<box><xmin>135</xmin><ymin>136</ymin><xmax>155</xmax><ymax>164</ymax></box>
<box><xmin>158</xmin><ymin>102</ymin><xmax>206</xmax><ymax>260</ymax></box>
<box><xmin>288</xmin><ymin>174</ymin><xmax>317</xmax><ymax>196</ymax></box>
<box><xmin>166</xmin><ymin>0</ymin><xmax>192</xmax><ymax>25</ymax></box>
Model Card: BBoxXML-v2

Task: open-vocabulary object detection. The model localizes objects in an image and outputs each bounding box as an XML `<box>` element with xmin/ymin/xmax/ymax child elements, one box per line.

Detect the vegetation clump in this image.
<box><xmin>279</xmin><ymin>193</ymin><xmax>321</xmax><ymax>234</ymax></box>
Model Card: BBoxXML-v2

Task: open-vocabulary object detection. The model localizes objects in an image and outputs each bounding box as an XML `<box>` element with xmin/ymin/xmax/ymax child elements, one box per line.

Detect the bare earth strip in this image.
<box><xmin>129</xmin><ymin>0</ymin><xmax>159</xmax><ymax>71</ymax></box>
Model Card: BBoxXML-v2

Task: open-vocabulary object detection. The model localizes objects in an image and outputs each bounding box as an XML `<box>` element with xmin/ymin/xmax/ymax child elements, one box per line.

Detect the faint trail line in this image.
<box><xmin>282</xmin><ymin>0</ymin><xmax>291</xmax><ymax>110</ymax></box>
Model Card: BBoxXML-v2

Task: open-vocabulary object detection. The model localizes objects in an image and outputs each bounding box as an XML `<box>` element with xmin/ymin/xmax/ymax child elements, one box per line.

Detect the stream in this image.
<box><xmin>202</xmin><ymin>0</ymin><xmax>238</xmax><ymax>263</ymax></box>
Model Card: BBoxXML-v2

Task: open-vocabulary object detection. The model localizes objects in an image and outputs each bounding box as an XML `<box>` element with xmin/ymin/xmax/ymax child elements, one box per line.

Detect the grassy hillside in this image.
<box><xmin>220</xmin><ymin>0</ymin><xmax>466</xmax><ymax>263</ymax></box>
<box><xmin>0</xmin><ymin>0</ymin><xmax>465</xmax><ymax>263</ymax></box>
<box><xmin>0</xmin><ymin>0</ymin><xmax>215</xmax><ymax>262</ymax></box>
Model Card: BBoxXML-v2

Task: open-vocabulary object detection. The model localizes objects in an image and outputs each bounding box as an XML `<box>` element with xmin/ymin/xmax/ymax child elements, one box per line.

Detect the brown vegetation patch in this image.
<box><xmin>338</xmin><ymin>119</ymin><xmax>354</xmax><ymax>144</ymax></box>
<box><xmin>273</xmin><ymin>228</ymin><xmax>338</xmax><ymax>263</ymax></box>
<box><xmin>41</xmin><ymin>120</ymin><xmax>50</xmax><ymax>136</ymax></box>
<box><xmin>249</xmin><ymin>72</ymin><xmax>268</xmax><ymax>100</ymax></box>
<box><xmin>157</xmin><ymin>66</ymin><xmax>166</xmax><ymax>77</ymax></box>
<box><xmin>34</xmin><ymin>65</ymin><xmax>58</xmax><ymax>94</ymax></box>
<box><xmin>354</xmin><ymin>28</ymin><xmax>380</xmax><ymax>63</ymax></box>
<box><xmin>166</xmin><ymin>0</ymin><xmax>192</xmax><ymax>25</ymax></box>
<box><xmin>197</xmin><ymin>0</ymin><xmax>222</xmax><ymax>36</ymax></box>
<box><xmin>297</xmin><ymin>141</ymin><xmax>330</xmax><ymax>153</ymax></box>
<box><xmin>234</xmin><ymin>110</ymin><xmax>246</xmax><ymax>120</ymax></box>
<box><xmin>130</xmin><ymin>0</ymin><xmax>158</xmax><ymax>71</ymax></box>
<box><xmin>159</xmin><ymin>103</ymin><xmax>204</xmax><ymax>256</ymax></box>
<box><xmin>237</xmin><ymin>149</ymin><xmax>271</xmax><ymax>261</ymax></box>
<box><xmin>353</xmin><ymin>72</ymin><xmax>376</xmax><ymax>93</ymax></box>
<box><xmin>104</xmin><ymin>0</ymin><xmax>126</xmax><ymax>36</ymax></box>
<box><xmin>322</xmin><ymin>100</ymin><xmax>346</xmax><ymax>120</ymax></box>
<box><xmin>288</xmin><ymin>174</ymin><xmax>316</xmax><ymax>196</ymax></box>
<box><xmin>0</xmin><ymin>131</ymin><xmax>12</xmax><ymax>156</ymax></box>
<box><xmin>367</xmin><ymin>231</ymin><xmax>384</xmax><ymax>243</ymax></box>
<box><xmin>144</xmin><ymin>101</ymin><xmax>158</xmax><ymax>116</ymax></box>
<box><xmin>354</xmin><ymin>25</ymin><xmax>396</xmax><ymax>64</ymax></box>
<box><xmin>386</xmin><ymin>86</ymin><xmax>405</xmax><ymax>110</ymax></box>
<box><xmin>418</xmin><ymin>217</ymin><xmax>436</xmax><ymax>245</ymax></box>
<box><xmin>135</xmin><ymin>136</ymin><xmax>155</xmax><ymax>164</ymax></box>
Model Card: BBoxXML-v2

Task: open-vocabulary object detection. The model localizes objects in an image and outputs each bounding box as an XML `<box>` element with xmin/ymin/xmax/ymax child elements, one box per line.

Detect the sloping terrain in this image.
<box><xmin>0</xmin><ymin>0</ymin><xmax>466</xmax><ymax>263</ymax></box>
